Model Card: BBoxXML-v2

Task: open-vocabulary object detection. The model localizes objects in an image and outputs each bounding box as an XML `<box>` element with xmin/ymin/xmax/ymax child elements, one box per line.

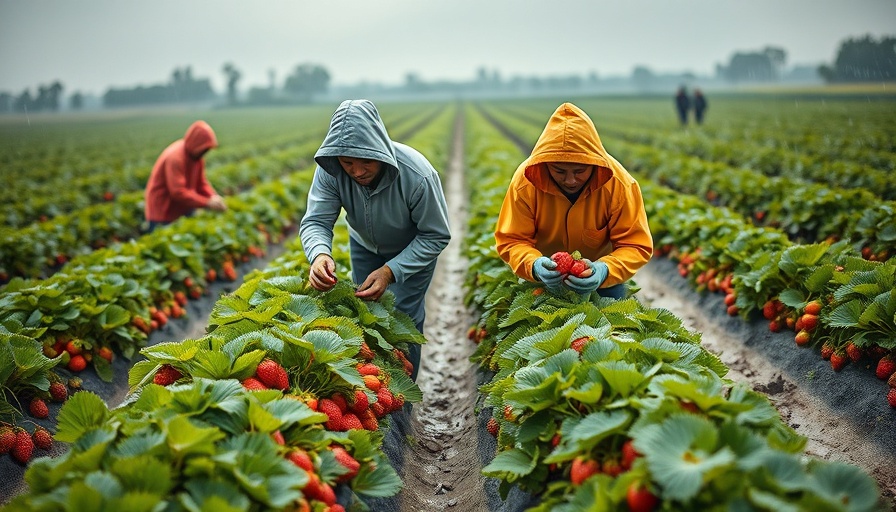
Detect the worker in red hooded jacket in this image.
<box><xmin>144</xmin><ymin>120</ymin><xmax>227</xmax><ymax>232</ymax></box>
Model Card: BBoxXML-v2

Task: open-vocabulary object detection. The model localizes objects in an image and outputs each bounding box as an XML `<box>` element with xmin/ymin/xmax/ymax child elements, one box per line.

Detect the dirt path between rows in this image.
<box><xmin>635</xmin><ymin>258</ymin><xmax>896</xmax><ymax>509</ymax></box>
<box><xmin>398</xmin><ymin>108</ymin><xmax>491</xmax><ymax>511</ymax></box>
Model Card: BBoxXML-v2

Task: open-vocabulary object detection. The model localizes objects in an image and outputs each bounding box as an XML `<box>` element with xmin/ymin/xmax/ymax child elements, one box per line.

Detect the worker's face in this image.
<box><xmin>338</xmin><ymin>157</ymin><xmax>383</xmax><ymax>186</ymax></box>
<box><xmin>546</xmin><ymin>162</ymin><xmax>594</xmax><ymax>194</ymax></box>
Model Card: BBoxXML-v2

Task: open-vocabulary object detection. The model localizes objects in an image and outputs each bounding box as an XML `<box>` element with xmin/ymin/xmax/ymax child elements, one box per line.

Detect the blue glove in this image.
<box><xmin>564</xmin><ymin>261</ymin><xmax>609</xmax><ymax>294</ymax></box>
<box><xmin>532</xmin><ymin>256</ymin><xmax>563</xmax><ymax>292</ymax></box>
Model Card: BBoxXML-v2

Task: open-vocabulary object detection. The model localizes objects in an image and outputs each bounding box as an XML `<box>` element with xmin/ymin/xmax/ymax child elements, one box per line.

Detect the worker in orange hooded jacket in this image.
<box><xmin>144</xmin><ymin>120</ymin><xmax>227</xmax><ymax>232</ymax></box>
<box><xmin>494</xmin><ymin>102</ymin><xmax>653</xmax><ymax>298</ymax></box>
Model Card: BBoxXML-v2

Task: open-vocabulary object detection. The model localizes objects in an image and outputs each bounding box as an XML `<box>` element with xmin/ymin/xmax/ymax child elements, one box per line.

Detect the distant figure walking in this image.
<box><xmin>693</xmin><ymin>88</ymin><xmax>708</xmax><ymax>125</ymax></box>
<box><xmin>674</xmin><ymin>86</ymin><xmax>690</xmax><ymax>126</ymax></box>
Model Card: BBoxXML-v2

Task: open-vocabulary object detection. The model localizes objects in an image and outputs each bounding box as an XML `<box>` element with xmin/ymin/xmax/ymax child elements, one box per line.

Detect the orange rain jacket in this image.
<box><xmin>494</xmin><ymin>103</ymin><xmax>653</xmax><ymax>287</ymax></box>
<box><xmin>144</xmin><ymin>120</ymin><xmax>219</xmax><ymax>223</ymax></box>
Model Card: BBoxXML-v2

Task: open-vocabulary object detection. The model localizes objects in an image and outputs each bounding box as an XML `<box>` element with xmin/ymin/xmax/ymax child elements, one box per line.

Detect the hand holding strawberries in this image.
<box><xmin>532</xmin><ymin>256</ymin><xmax>563</xmax><ymax>292</ymax></box>
<box><xmin>309</xmin><ymin>254</ymin><xmax>338</xmax><ymax>291</ymax></box>
<box><xmin>565</xmin><ymin>260</ymin><xmax>608</xmax><ymax>295</ymax></box>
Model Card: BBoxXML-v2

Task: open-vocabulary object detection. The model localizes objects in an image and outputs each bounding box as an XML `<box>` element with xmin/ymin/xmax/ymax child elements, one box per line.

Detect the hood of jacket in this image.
<box><xmin>183</xmin><ymin>121</ymin><xmax>218</xmax><ymax>158</ymax></box>
<box><xmin>314</xmin><ymin>99</ymin><xmax>399</xmax><ymax>177</ymax></box>
<box><xmin>522</xmin><ymin>102</ymin><xmax>614</xmax><ymax>194</ymax></box>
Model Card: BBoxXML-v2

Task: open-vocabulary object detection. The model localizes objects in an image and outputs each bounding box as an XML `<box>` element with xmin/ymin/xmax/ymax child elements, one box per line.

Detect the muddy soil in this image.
<box><xmin>635</xmin><ymin>258</ymin><xmax>896</xmax><ymax>509</ymax></box>
<box><xmin>395</xmin><ymin>109</ymin><xmax>491</xmax><ymax>511</ymax></box>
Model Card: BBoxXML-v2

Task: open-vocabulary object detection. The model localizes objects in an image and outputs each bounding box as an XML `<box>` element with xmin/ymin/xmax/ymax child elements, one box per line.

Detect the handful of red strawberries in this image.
<box><xmin>550</xmin><ymin>250</ymin><xmax>593</xmax><ymax>278</ymax></box>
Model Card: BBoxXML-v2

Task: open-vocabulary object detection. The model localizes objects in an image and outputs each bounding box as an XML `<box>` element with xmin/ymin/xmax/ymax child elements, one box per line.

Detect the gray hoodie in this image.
<box><xmin>299</xmin><ymin>99</ymin><xmax>451</xmax><ymax>284</ymax></box>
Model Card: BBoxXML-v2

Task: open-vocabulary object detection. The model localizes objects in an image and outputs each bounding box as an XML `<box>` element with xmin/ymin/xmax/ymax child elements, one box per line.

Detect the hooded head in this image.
<box><xmin>183</xmin><ymin>120</ymin><xmax>218</xmax><ymax>159</ymax></box>
<box><xmin>314</xmin><ymin>99</ymin><xmax>398</xmax><ymax>178</ymax></box>
<box><xmin>523</xmin><ymin>103</ymin><xmax>611</xmax><ymax>192</ymax></box>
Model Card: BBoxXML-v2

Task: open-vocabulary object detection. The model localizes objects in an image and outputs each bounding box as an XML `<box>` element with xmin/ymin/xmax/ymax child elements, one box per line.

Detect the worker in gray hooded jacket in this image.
<box><xmin>299</xmin><ymin>99</ymin><xmax>451</xmax><ymax>380</ymax></box>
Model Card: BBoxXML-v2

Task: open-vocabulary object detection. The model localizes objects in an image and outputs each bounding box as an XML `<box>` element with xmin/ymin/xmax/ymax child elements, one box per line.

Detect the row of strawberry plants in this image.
<box><xmin>485</xmin><ymin>104</ymin><xmax>896</xmax><ymax>261</ymax></box>
<box><xmin>0</xmin><ymin>102</ymin><xmax>454</xmax><ymax>474</ymax></box>
<box><xmin>5</xmin><ymin>235</ymin><xmax>422</xmax><ymax>511</ymax></box>
<box><xmin>0</xmin><ymin>104</ymin><xmax>444</xmax><ymax>281</ymax></box>
<box><xmin>2</xmin><ymin>103</ymin><xmax>458</xmax><ymax>509</ymax></box>
<box><xmin>460</xmin><ymin>104</ymin><xmax>882</xmax><ymax>510</ymax></box>
<box><xmin>481</xmin><ymin>101</ymin><xmax>896</xmax><ymax>408</ymax></box>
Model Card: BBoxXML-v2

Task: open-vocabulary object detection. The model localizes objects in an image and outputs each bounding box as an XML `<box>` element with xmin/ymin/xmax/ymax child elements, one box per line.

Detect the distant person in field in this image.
<box><xmin>494</xmin><ymin>102</ymin><xmax>653</xmax><ymax>299</ymax></box>
<box><xmin>693</xmin><ymin>88</ymin><xmax>708</xmax><ymax>125</ymax></box>
<box><xmin>674</xmin><ymin>86</ymin><xmax>691</xmax><ymax>126</ymax></box>
<box><xmin>299</xmin><ymin>99</ymin><xmax>451</xmax><ymax>380</ymax></box>
<box><xmin>144</xmin><ymin>120</ymin><xmax>227</xmax><ymax>232</ymax></box>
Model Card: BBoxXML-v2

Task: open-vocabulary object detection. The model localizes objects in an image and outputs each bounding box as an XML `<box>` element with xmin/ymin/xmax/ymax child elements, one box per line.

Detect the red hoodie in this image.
<box><xmin>144</xmin><ymin>120</ymin><xmax>218</xmax><ymax>222</ymax></box>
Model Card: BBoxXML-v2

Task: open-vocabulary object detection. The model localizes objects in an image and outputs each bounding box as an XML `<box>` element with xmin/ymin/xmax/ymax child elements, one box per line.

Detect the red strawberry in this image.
<box><xmin>318</xmin><ymin>399</ymin><xmax>343</xmax><ymax>424</ymax></box>
<box><xmin>29</xmin><ymin>398</ymin><xmax>49</xmax><ymax>419</ymax></box>
<box><xmin>830</xmin><ymin>352</ymin><xmax>848</xmax><ymax>372</ymax></box>
<box><xmin>97</xmin><ymin>346</ymin><xmax>114</xmax><ymax>363</ymax></box>
<box><xmin>627</xmin><ymin>482</ymin><xmax>659</xmax><ymax>512</ymax></box>
<box><xmin>845</xmin><ymin>342</ymin><xmax>863</xmax><ymax>362</ymax></box>
<box><xmin>357</xmin><ymin>363</ymin><xmax>381</xmax><ymax>377</ymax></box>
<box><xmin>241</xmin><ymin>377</ymin><xmax>269</xmax><ymax>391</ymax></box>
<box><xmin>726</xmin><ymin>305</ymin><xmax>739</xmax><ymax>316</ymax></box>
<box><xmin>762</xmin><ymin>301</ymin><xmax>778</xmax><ymax>320</ymax></box>
<box><xmin>820</xmin><ymin>342</ymin><xmax>834</xmax><ymax>360</ymax></box>
<box><xmin>49</xmin><ymin>381</ymin><xmax>68</xmax><ymax>402</ymax></box>
<box><xmin>568</xmin><ymin>259</ymin><xmax>588</xmax><ymax>277</ymax></box>
<box><xmin>876</xmin><ymin>355</ymin><xmax>896</xmax><ymax>380</ymax></box>
<box><xmin>174</xmin><ymin>291</ymin><xmax>188</xmax><ymax>307</ymax></box>
<box><xmin>800</xmin><ymin>314</ymin><xmax>819</xmax><ymax>332</ymax></box>
<box><xmin>889</xmin><ymin>372</ymin><xmax>896</xmax><ymax>388</ymax></box>
<box><xmin>362</xmin><ymin>374</ymin><xmax>381</xmax><ymax>391</ymax></box>
<box><xmin>370</xmin><ymin>402</ymin><xmax>386</xmax><ymax>418</ymax></box>
<box><xmin>550</xmin><ymin>251</ymin><xmax>574</xmax><ymax>274</ymax></box>
<box><xmin>359</xmin><ymin>409</ymin><xmax>379</xmax><ymax>431</ymax></box>
<box><xmin>153</xmin><ymin>364</ymin><xmax>183</xmax><ymax>386</ymax></box>
<box><xmin>888</xmin><ymin>388</ymin><xmax>896</xmax><ymax>408</ymax></box>
<box><xmin>331</xmin><ymin>393</ymin><xmax>348</xmax><ymax>413</ymax></box>
<box><xmin>393</xmin><ymin>393</ymin><xmax>405</xmax><ymax>410</ymax></box>
<box><xmin>352</xmin><ymin>389</ymin><xmax>369</xmax><ymax>414</ymax></box>
<box><xmin>503</xmin><ymin>404</ymin><xmax>515</xmax><ymax>421</ymax></box>
<box><xmin>271</xmin><ymin>430</ymin><xmax>285</xmax><ymax>446</ymax></box>
<box><xmin>331</xmin><ymin>446</ymin><xmax>361</xmax><ymax>482</ymax></box>
<box><xmin>32</xmin><ymin>427</ymin><xmax>53</xmax><ymax>450</ymax></box>
<box><xmin>0</xmin><ymin>426</ymin><xmax>14</xmax><ymax>453</ymax></box>
<box><xmin>621</xmin><ymin>439</ymin><xmax>640</xmax><ymax>470</ymax></box>
<box><xmin>287</xmin><ymin>449</ymin><xmax>314</xmax><ymax>471</ymax></box>
<box><xmin>11</xmin><ymin>428</ymin><xmax>34</xmax><ymax>463</ymax></box>
<box><xmin>341</xmin><ymin>413</ymin><xmax>363</xmax><ymax>430</ymax></box>
<box><xmin>206</xmin><ymin>268</ymin><xmax>217</xmax><ymax>282</ymax></box>
<box><xmin>804</xmin><ymin>300</ymin><xmax>822</xmax><ymax>316</ymax></box>
<box><xmin>570</xmin><ymin>336</ymin><xmax>590</xmax><ymax>353</ymax></box>
<box><xmin>768</xmin><ymin>320</ymin><xmax>782</xmax><ymax>332</ymax></box>
<box><xmin>256</xmin><ymin>359</ymin><xmax>289</xmax><ymax>390</ymax></box>
<box><xmin>67</xmin><ymin>354</ymin><xmax>87</xmax><ymax>372</ymax></box>
<box><xmin>486</xmin><ymin>417</ymin><xmax>499</xmax><ymax>437</ymax></box>
<box><xmin>570</xmin><ymin>456</ymin><xmax>600</xmax><ymax>485</ymax></box>
<box><xmin>794</xmin><ymin>330</ymin><xmax>811</xmax><ymax>346</ymax></box>
<box><xmin>376</xmin><ymin>387</ymin><xmax>395</xmax><ymax>412</ymax></box>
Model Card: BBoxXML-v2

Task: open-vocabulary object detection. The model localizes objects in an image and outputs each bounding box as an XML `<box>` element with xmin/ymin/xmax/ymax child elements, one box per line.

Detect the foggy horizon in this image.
<box><xmin>1</xmin><ymin>0</ymin><xmax>895</xmax><ymax>96</ymax></box>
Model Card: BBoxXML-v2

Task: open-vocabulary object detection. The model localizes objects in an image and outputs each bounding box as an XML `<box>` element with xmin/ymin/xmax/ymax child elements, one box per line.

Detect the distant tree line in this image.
<box><xmin>818</xmin><ymin>35</ymin><xmax>896</xmax><ymax>82</ymax></box>
<box><xmin>103</xmin><ymin>67</ymin><xmax>214</xmax><ymax>107</ymax></box>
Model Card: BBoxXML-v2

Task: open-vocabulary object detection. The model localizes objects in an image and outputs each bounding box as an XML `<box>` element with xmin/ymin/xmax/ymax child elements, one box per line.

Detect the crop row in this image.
<box><xmin>459</xmin><ymin>104</ymin><xmax>882</xmax><ymax>510</ymax></box>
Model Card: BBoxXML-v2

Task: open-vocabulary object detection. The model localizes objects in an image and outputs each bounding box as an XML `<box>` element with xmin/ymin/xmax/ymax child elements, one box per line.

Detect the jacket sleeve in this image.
<box><xmin>299</xmin><ymin>168</ymin><xmax>343</xmax><ymax>264</ymax></box>
<box><xmin>494</xmin><ymin>180</ymin><xmax>543</xmax><ymax>282</ymax></box>
<box><xmin>164</xmin><ymin>158</ymin><xmax>211</xmax><ymax>208</ymax></box>
<box><xmin>386</xmin><ymin>173</ymin><xmax>451</xmax><ymax>284</ymax></box>
<box><xmin>597</xmin><ymin>181</ymin><xmax>653</xmax><ymax>286</ymax></box>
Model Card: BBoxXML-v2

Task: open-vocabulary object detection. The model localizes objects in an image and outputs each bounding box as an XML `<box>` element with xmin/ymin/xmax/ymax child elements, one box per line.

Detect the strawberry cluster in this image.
<box><xmin>0</xmin><ymin>424</ymin><xmax>54</xmax><ymax>464</ymax></box>
<box><xmin>550</xmin><ymin>250</ymin><xmax>593</xmax><ymax>279</ymax></box>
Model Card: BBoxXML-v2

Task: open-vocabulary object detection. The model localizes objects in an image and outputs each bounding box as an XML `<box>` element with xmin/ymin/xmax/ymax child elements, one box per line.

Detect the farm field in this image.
<box><xmin>1</xmin><ymin>91</ymin><xmax>894</xmax><ymax>511</ymax></box>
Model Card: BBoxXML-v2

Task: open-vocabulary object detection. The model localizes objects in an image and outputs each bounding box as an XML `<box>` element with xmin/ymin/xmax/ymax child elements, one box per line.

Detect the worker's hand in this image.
<box><xmin>308</xmin><ymin>254</ymin><xmax>338</xmax><ymax>291</ymax></box>
<box><xmin>207</xmin><ymin>194</ymin><xmax>227</xmax><ymax>212</ymax></box>
<box><xmin>565</xmin><ymin>260</ymin><xmax>609</xmax><ymax>295</ymax></box>
<box><xmin>532</xmin><ymin>256</ymin><xmax>563</xmax><ymax>293</ymax></box>
<box><xmin>355</xmin><ymin>265</ymin><xmax>394</xmax><ymax>301</ymax></box>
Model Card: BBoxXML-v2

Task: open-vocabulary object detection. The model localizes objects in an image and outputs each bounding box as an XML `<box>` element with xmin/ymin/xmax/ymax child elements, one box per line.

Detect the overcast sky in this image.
<box><xmin>1</xmin><ymin>0</ymin><xmax>894</xmax><ymax>96</ymax></box>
